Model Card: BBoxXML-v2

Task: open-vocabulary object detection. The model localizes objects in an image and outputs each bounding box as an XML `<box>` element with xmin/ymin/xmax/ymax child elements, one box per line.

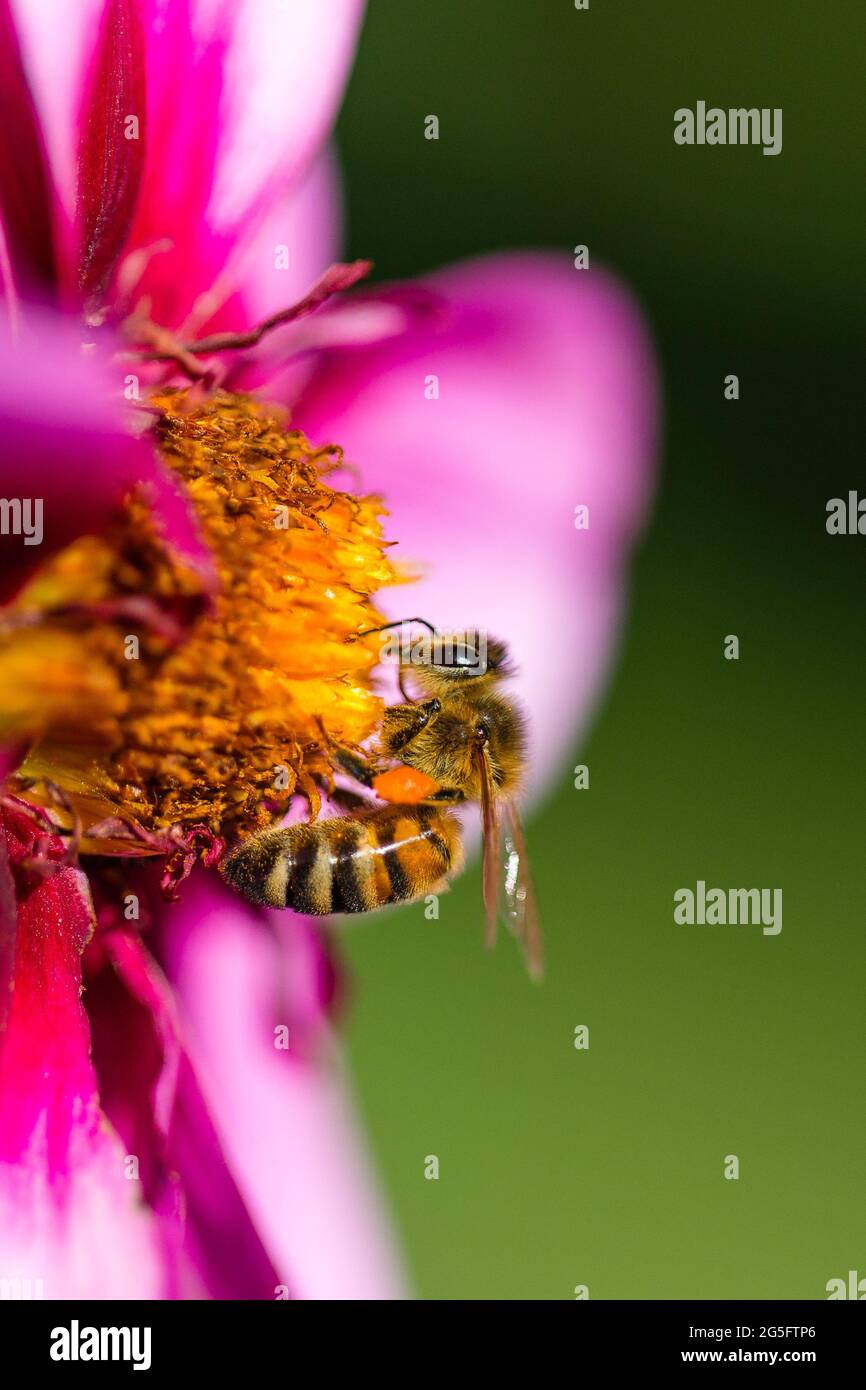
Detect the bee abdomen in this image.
<box><xmin>221</xmin><ymin>807</ymin><xmax>463</xmax><ymax>915</ymax></box>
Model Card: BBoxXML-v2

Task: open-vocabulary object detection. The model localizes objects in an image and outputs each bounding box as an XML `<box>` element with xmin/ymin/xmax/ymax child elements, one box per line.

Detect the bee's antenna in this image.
<box><xmin>349</xmin><ymin>617</ymin><xmax>437</xmax><ymax>640</ymax></box>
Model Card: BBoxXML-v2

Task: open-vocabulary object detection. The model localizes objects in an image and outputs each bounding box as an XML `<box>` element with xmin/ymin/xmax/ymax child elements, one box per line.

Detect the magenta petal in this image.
<box><xmin>11</xmin><ymin>2</ymin><xmax>363</xmax><ymax>328</ymax></box>
<box><xmin>0</xmin><ymin>0</ymin><xmax>58</xmax><ymax>298</ymax></box>
<box><xmin>76</xmin><ymin>0</ymin><xmax>147</xmax><ymax>303</ymax></box>
<box><xmin>161</xmin><ymin>871</ymin><xmax>408</xmax><ymax>1300</ymax></box>
<box><xmin>0</xmin><ymin>808</ymin><xmax>99</xmax><ymax>1169</ymax></box>
<box><xmin>85</xmin><ymin>920</ymin><xmax>286</xmax><ymax>1299</ymax></box>
<box><xmin>0</xmin><ymin>804</ymin><xmax>164</xmax><ymax>1297</ymax></box>
<box><xmin>9</xmin><ymin>0</ymin><xmax>105</xmax><ymax>224</ymax></box>
<box><xmin>120</xmin><ymin>0</ymin><xmax>232</xmax><ymax>330</ymax></box>
<box><xmin>0</xmin><ymin>307</ymin><xmax>214</xmax><ymax>600</ymax></box>
<box><xmin>294</xmin><ymin>253</ymin><xmax>659</xmax><ymax>796</ymax></box>
<box><xmin>120</xmin><ymin>2</ymin><xmax>363</xmax><ymax>333</ymax></box>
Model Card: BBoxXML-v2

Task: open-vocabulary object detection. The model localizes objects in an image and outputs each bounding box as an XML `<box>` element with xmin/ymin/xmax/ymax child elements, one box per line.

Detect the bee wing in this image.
<box><xmin>476</xmin><ymin>743</ymin><xmax>501</xmax><ymax>951</ymax></box>
<box><xmin>500</xmin><ymin>799</ymin><xmax>544</xmax><ymax>981</ymax></box>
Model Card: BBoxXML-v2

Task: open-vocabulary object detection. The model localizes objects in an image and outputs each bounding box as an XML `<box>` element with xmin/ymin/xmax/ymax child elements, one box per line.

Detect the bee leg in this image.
<box><xmin>421</xmin><ymin>788</ymin><xmax>465</xmax><ymax>804</ymax></box>
<box><xmin>333</xmin><ymin>746</ymin><xmax>377</xmax><ymax>788</ymax></box>
<box><xmin>382</xmin><ymin>697</ymin><xmax>441</xmax><ymax>754</ymax></box>
<box><xmin>330</xmin><ymin>786</ymin><xmax>372</xmax><ymax>812</ymax></box>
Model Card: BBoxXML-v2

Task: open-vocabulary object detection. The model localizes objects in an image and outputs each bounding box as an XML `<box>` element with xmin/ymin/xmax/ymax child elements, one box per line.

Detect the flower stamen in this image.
<box><xmin>9</xmin><ymin>388</ymin><xmax>400</xmax><ymax>851</ymax></box>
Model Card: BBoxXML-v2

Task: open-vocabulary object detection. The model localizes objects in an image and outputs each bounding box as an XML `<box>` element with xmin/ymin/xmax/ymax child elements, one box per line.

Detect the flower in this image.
<box><xmin>0</xmin><ymin>0</ymin><xmax>657</xmax><ymax>1299</ymax></box>
<box><xmin>0</xmin><ymin>323</ymin><xmax>407</xmax><ymax>1298</ymax></box>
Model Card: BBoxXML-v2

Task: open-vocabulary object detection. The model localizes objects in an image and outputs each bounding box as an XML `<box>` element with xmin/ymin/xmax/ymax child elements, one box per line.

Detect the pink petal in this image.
<box><xmin>227</xmin><ymin>147</ymin><xmax>343</xmax><ymax>334</ymax></box>
<box><xmin>208</xmin><ymin>0</ymin><xmax>365</xmax><ymax>231</ymax></box>
<box><xmin>119</xmin><ymin>0</ymin><xmax>234</xmax><ymax>330</ymax></box>
<box><xmin>0</xmin><ymin>802</ymin><xmax>164</xmax><ymax>1297</ymax></box>
<box><xmin>85</xmin><ymin>913</ymin><xmax>286</xmax><ymax>1299</ymax></box>
<box><xmin>294</xmin><ymin>253</ymin><xmax>659</xmax><ymax>796</ymax></box>
<box><xmin>11</xmin><ymin>2</ymin><xmax>362</xmax><ymax>325</ymax></box>
<box><xmin>161</xmin><ymin>870</ymin><xmax>408</xmax><ymax>1300</ymax></box>
<box><xmin>0</xmin><ymin>306</ymin><xmax>214</xmax><ymax>600</ymax></box>
<box><xmin>76</xmin><ymin>0</ymin><xmax>147</xmax><ymax>305</ymax></box>
<box><xmin>122</xmin><ymin>3</ymin><xmax>361</xmax><ymax>333</ymax></box>
<box><xmin>8</xmin><ymin>0</ymin><xmax>104</xmax><ymax>222</ymax></box>
<box><xmin>0</xmin><ymin>0</ymin><xmax>58</xmax><ymax>298</ymax></box>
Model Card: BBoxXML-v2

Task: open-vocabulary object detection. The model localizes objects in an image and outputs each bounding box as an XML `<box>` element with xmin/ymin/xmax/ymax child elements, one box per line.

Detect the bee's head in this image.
<box><xmin>353</xmin><ymin>619</ymin><xmax>514</xmax><ymax>689</ymax></box>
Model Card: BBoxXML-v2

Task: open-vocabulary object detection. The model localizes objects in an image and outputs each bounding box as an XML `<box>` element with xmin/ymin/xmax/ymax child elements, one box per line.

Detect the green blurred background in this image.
<box><xmin>333</xmin><ymin>0</ymin><xmax>865</xmax><ymax>1298</ymax></box>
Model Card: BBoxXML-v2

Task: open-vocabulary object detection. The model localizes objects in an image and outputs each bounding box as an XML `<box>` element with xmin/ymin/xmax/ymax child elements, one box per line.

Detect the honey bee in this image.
<box><xmin>221</xmin><ymin>621</ymin><xmax>542</xmax><ymax>977</ymax></box>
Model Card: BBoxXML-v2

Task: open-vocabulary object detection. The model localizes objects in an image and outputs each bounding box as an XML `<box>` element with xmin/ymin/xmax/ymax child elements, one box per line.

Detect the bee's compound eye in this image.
<box><xmin>454</xmin><ymin>644</ymin><xmax>480</xmax><ymax>667</ymax></box>
<box><xmin>433</xmin><ymin>638</ymin><xmax>485</xmax><ymax>672</ymax></box>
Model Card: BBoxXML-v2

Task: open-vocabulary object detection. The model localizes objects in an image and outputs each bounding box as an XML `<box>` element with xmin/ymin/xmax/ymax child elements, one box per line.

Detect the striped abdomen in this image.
<box><xmin>221</xmin><ymin>805</ymin><xmax>464</xmax><ymax>914</ymax></box>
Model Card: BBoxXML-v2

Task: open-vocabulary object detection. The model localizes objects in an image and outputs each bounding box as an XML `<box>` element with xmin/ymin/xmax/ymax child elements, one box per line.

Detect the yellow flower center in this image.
<box><xmin>5</xmin><ymin>390</ymin><xmax>399</xmax><ymax>848</ymax></box>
